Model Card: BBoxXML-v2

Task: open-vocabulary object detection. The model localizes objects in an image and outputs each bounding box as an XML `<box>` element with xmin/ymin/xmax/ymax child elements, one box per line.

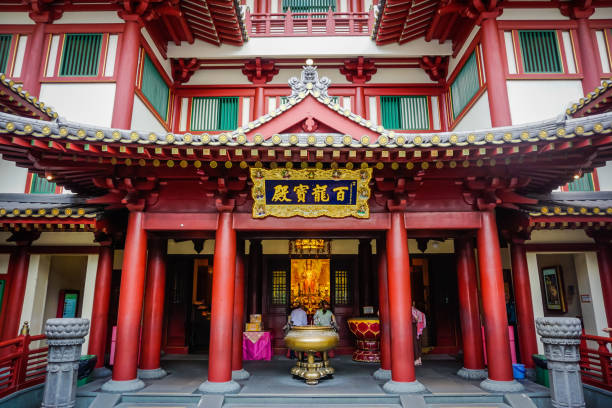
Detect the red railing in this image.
<box><xmin>0</xmin><ymin>333</ymin><xmax>48</xmax><ymax>398</ymax></box>
<box><xmin>580</xmin><ymin>333</ymin><xmax>612</xmax><ymax>391</ymax></box>
<box><xmin>245</xmin><ymin>9</ymin><xmax>374</xmax><ymax>37</ymax></box>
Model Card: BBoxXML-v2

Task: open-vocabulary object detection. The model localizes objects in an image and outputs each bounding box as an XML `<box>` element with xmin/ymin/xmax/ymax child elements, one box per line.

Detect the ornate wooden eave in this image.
<box><xmin>0</xmin><ymin>66</ymin><xmax>612</xmax><ymax>197</ymax></box>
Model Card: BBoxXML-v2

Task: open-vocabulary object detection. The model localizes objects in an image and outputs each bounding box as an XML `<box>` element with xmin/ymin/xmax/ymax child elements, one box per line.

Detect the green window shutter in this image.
<box><xmin>30</xmin><ymin>173</ymin><xmax>56</xmax><ymax>194</ymax></box>
<box><xmin>519</xmin><ymin>30</ymin><xmax>563</xmax><ymax>73</ymax></box>
<box><xmin>59</xmin><ymin>33</ymin><xmax>103</xmax><ymax>77</ymax></box>
<box><xmin>381</xmin><ymin>96</ymin><xmax>429</xmax><ymax>130</ymax></box>
<box><xmin>450</xmin><ymin>52</ymin><xmax>480</xmax><ymax>120</ymax></box>
<box><xmin>191</xmin><ymin>97</ymin><xmax>238</xmax><ymax>131</ymax></box>
<box><xmin>567</xmin><ymin>173</ymin><xmax>595</xmax><ymax>191</ymax></box>
<box><xmin>0</xmin><ymin>34</ymin><xmax>12</xmax><ymax>74</ymax></box>
<box><xmin>141</xmin><ymin>54</ymin><xmax>169</xmax><ymax>121</ymax></box>
<box><xmin>282</xmin><ymin>0</ymin><xmax>336</xmax><ymax>13</ymax></box>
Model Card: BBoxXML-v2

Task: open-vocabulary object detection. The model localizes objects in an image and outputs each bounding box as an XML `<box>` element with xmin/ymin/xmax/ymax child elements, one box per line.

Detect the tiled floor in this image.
<box><xmin>80</xmin><ymin>354</ymin><xmax>548</xmax><ymax>397</ymax></box>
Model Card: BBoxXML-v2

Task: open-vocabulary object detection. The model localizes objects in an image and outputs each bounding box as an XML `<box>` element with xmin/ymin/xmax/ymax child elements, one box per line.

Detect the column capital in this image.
<box><xmin>94</xmin><ymin>232</ymin><xmax>113</xmax><ymax>247</ymax></box>
<box><xmin>586</xmin><ymin>229</ymin><xmax>612</xmax><ymax>245</ymax></box>
<box><xmin>242</xmin><ymin>57</ymin><xmax>279</xmax><ymax>85</ymax></box>
<box><xmin>419</xmin><ymin>56</ymin><xmax>449</xmax><ymax>84</ymax></box>
<box><xmin>465</xmin><ymin>0</ymin><xmax>503</xmax><ymax>25</ymax></box>
<box><xmin>216</xmin><ymin>197</ymin><xmax>236</xmax><ymax>212</ymax></box>
<box><xmin>172</xmin><ymin>58</ymin><xmax>200</xmax><ymax>84</ymax></box>
<box><xmin>7</xmin><ymin>231</ymin><xmax>40</xmax><ymax>247</ymax></box>
<box><xmin>116</xmin><ymin>0</ymin><xmax>158</xmax><ymax>25</ymax></box>
<box><xmin>26</xmin><ymin>0</ymin><xmax>63</xmax><ymax>23</ymax></box>
<box><xmin>339</xmin><ymin>57</ymin><xmax>377</xmax><ymax>85</ymax></box>
<box><xmin>560</xmin><ymin>0</ymin><xmax>595</xmax><ymax>20</ymax></box>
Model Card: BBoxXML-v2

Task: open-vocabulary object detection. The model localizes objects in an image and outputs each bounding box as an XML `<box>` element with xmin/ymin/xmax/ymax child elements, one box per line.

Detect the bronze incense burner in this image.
<box><xmin>284</xmin><ymin>325</ymin><xmax>339</xmax><ymax>385</ymax></box>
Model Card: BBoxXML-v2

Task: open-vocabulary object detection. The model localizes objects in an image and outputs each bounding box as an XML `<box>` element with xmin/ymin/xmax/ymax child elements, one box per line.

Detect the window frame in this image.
<box><xmin>516</xmin><ymin>29</ymin><xmax>565</xmax><ymax>75</ymax></box>
<box><xmin>25</xmin><ymin>172</ymin><xmax>60</xmax><ymax>194</ymax></box>
<box><xmin>190</xmin><ymin>96</ymin><xmax>240</xmax><ymax>132</ymax></box>
<box><xmin>380</xmin><ymin>95</ymin><xmax>432</xmax><ymax>131</ymax></box>
<box><xmin>134</xmin><ymin>46</ymin><xmax>173</xmax><ymax>130</ymax></box>
<box><xmin>280</xmin><ymin>0</ymin><xmax>338</xmax><ymax>14</ymax></box>
<box><xmin>58</xmin><ymin>33</ymin><xmax>104</xmax><ymax>78</ymax></box>
<box><xmin>0</xmin><ymin>26</ymin><xmax>32</xmax><ymax>80</ymax></box>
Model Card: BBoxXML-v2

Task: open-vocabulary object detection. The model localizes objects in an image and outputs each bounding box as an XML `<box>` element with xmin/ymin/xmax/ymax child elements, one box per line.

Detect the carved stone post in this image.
<box><xmin>42</xmin><ymin>318</ymin><xmax>90</xmax><ymax>408</ymax></box>
<box><xmin>535</xmin><ymin>317</ymin><xmax>585</xmax><ymax>408</ymax></box>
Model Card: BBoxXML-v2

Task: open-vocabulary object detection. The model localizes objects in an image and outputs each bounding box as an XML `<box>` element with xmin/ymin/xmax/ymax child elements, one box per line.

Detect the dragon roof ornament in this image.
<box><xmin>288</xmin><ymin>61</ymin><xmax>331</xmax><ymax>100</ymax></box>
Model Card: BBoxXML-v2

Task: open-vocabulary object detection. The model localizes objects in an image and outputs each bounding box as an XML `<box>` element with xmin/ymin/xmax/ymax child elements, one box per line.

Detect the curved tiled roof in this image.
<box><xmin>566</xmin><ymin>79</ymin><xmax>612</xmax><ymax>118</ymax></box>
<box><xmin>1</xmin><ymin>90</ymin><xmax>611</xmax><ymax>151</ymax></box>
<box><xmin>0</xmin><ymin>74</ymin><xmax>59</xmax><ymax>121</ymax></box>
<box><xmin>0</xmin><ymin>194</ymin><xmax>99</xmax><ymax>219</ymax></box>
<box><xmin>522</xmin><ymin>192</ymin><xmax>612</xmax><ymax>217</ymax></box>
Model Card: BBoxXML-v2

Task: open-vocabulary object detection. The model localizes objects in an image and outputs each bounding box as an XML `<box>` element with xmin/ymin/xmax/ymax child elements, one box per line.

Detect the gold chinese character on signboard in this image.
<box><xmin>271</xmin><ymin>185</ymin><xmax>292</xmax><ymax>202</ymax></box>
<box><xmin>293</xmin><ymin>184</ymin><xmax>310</xmax><ymax>203</ymax></box>
<box><xmin>332</xmin><ymin>186</ymin><xmax>349</xmax><ymax>202</ymax></box>
<box><xmin>312</xmin><ymin>184</ymin><xmax>330</xmax><ymax>202</ymax></box>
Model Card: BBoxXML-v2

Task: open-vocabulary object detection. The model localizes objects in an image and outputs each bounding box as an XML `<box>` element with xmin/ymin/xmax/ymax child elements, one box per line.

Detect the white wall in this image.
<box><xmin>34</xmin><ymin>232</ymin><xmax>95</xmax><ymax>246</ymax></box>
<box><xmin>597</xmin><ymin>162</ymin><xmax>612</xmax><ymax>191</ymax></box>
<box><xmin>19</xmin><ymin>255</ymin><xmax>51</xmax><ymax>337</ymax></box>
<box><xmin>0</xmin><ymin>158</ymin><xmax>28</xmax><ymax>193</ymax></box>
<box><xmin>0</xmin><ymin>12</ymin><xmax>32</xmax><ymax>24</ymax></box>
<box><xmin>574</xmin><ymin>252</ymin><xmax>607</xmax><ymax>337</ymax></box>
<box><xmin>56</xmin><ymin>11</ymin><xmax>123</xmax><ymax>24</ymax></box>
<box><xmin>168</xmin><ymin>36</ymin><xmax>452</xmax><ymax>59</ymax></box>
<box><xmin>526</xmin><ymin>252</ymin><xmax>545</xmax><ymax>354</ymax></box>
<box><xmin>39</xmin><ymin>83</ymin><xmax>116</xmax><ymax>127</ymax></box>
<box><xmin>448</xmin><ymin>26</ymin><xmax>479</xmax><ymax>77</ymax></box>
<box><xmin>498</xmin><ymin>9</ymin><xmax>568</xmax><ymax>20</ymax></box>
<box><xmin>131</xmin><ymin>95</ymin><xmax>168</xmax><ymax>133</ymax></box>
<box><xmin>452</xmin><ymin>92</ymin><xmax>492</xmax><ymax>131</ymax></box>
<box><xmin>81</xmin><ymin>254</ymin><xmax>99</xmax><ymax>353</ymax></box>
<box><xmin>528</xmin><ymin>229</ymin><xmax>593</xmax><ymax>244</ymax></box>
<box><xmin>507</xmin><ymin>80</ymin><xmax>583</xmax><ymax>125</ymax></box>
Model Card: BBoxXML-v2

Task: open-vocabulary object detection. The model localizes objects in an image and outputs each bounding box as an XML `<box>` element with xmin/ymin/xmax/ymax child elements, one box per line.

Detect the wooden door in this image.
<box><xmin>262</xmin><ymin>255</ymin><xmax>291</xmax><ymax>354</ymax></box>
<box><xmin>331</xmin><ymin>255</ymin><xmax>359</xmax><ymax>354</ymax></box>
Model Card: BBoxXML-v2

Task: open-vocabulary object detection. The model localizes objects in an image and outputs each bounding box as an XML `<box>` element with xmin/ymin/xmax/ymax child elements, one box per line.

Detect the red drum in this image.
<box><xmin>347</xmin><ymin>317</ymin><xmax>381</xmax><ymax>362</ymax></box>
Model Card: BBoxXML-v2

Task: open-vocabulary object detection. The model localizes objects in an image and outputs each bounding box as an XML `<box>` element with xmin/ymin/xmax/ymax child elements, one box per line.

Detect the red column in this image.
<box><xmin>510</xmin><ymin>241</ymin><xmax>538</xmax><ymax>369</ymax></box>
<box><xmin>373</xmin><ymin>238</ymin><xmax>391</xmax><ymax>380</ymax></box>
<box><xmin>479</xmin><ymin>14</ymin><xmax>512</xmax><ymax>127</ymax></box>
<box><xmin>576</xmin><ymin>17</ymin><xmax>601</xmax><ymax>93</ymax></box>
<box><xmin>382</xmin><ymin>211</ymin><xmax>425</xmax><ymax>393</ymax></box>
<box><xmin>358</xmin><ymin>239</ymin><xmax>372</xmax><ymax>308</ymax></box>
<box><xmin>88</xmin><ymin>244</ymin><xmax>114</xmax><ymax>376</ymax></box>
<box><xmin>477</xmin><ymin>210</ymin><xmax>523</xmax><ymax>392</ymax></box>
<box><xmin>21</xmin><ymin>22</ymin><xmax>46</xmax><ymax>97</ymax></box>
<box><xmin>253</xmin><ymin>87</ymin><xmax>265</xmax><ymax>119</ymax></box>
<box><xmin>199</xmin><ymin>211</ymin><xmax>240</xmax><ymax>393</ymax></box>
<box><xmin>354</xmin><ymin>86</ymin><xmax>366</xmax><ymax>118</ymax></box>
<box><xmin>138</xmin><ymin>239</ymin><xmax>167</xmax><ymax>379</ymax></box>
<box><xmin>232</xmin><ymin>242</ymin><xmax>249</xmax><ymax>380</ymax></box>
<box><xmin>455</xmin><ymin>238</ymin><xmax>486</xmax><ymax>379</ymax></box>
<box><xmin>102</xmin><ymin>211</ymin><xmax>147</xmax><ymax>392</ymax></box>
<box><xmin>111</xmin><ymin>17</ymin><xmax>141</xmax><ymax>129</ymax></box>
<box><xmin>1</xmin><ymin>246</ymin><xmax>31</xmax><ymax>341</ymax></box>
<box><xmin>595</xmin><ymin>239</ymin><xmax>612</xmax><ymax>327</ymax></box>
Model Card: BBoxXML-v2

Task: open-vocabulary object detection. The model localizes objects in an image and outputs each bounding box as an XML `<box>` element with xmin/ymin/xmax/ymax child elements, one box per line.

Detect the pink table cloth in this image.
<box><xmin>243</xmin><ymin>331</ymin><xmax>272</xmax><ymax>361</ymax></box>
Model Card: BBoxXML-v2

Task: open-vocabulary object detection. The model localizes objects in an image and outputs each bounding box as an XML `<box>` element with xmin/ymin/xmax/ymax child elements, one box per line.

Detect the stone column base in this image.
<box><xmin>525</xmin><ymin>368</ymin><xmax>536</xmax><ymax>381</ymax></box>
<box><xmin>382</xmin><ymin>379</ymin><xmax>427</xmax><ymax>394</ymax></box>
<box><xmin>92</xmin><ymin>366</ymin><xmax>112</xmax><ymax>378</ymax></box>
<box><xmin>372</xmin><ymin>368</ymin><xmax>392</xmax><ymax>381</ymax></box>
<box><xmin>456</xmin><ymin>367</ymin><xmax>488</xmax><ymax>380</ymax></box>
<box><xmin>232</xmin><ymin>369</ymin><xmax>251</xmax><ymax>381</ymax></box>
<box><xmin>101</xmin><ymin>378</ymin><xmax>146</xmax><ymax>393</ymax></box>
<box><xmin>198</xmin><ymin>380</ymin><xmax>241</xmax><ymax>394</ymax></box>
<box><xmin>138</xmin><ymin>367</ymin><xmax>168</xmax><ymax>380</ymax></box>
<box><xmin>479</xmin><ymin>378</ymin><xmax>524</xmax><ymax>393</ymax></box>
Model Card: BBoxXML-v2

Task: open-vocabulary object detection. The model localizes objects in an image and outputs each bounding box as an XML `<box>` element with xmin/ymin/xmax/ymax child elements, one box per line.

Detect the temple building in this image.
<box><xmin>0</xmin><ymin>0</ymin><xmax>611</xmax><ymax>401</ymax></box>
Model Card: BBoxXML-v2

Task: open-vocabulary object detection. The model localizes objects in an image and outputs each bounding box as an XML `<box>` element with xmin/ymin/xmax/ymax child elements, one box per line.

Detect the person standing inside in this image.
<box><xmin>289</xmin><ymin>301</ymin><xmax>308</xmax><ymax>327</ymax></box>
<box><xmin>412</xmin><ymin>302</ymin><xmax>426</xmax><ymax>366</ymax></box>
<box><xmin>314</xmin><ymin>300</ymin><xmax>337</xmax><ymax>328</ymax></box>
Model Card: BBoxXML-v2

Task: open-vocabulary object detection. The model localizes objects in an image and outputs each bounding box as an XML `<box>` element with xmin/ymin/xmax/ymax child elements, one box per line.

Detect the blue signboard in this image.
<box><xmin>265</xmin><ymin>179</ymin><xmax>357</xmax><ymax>206</ymax></box>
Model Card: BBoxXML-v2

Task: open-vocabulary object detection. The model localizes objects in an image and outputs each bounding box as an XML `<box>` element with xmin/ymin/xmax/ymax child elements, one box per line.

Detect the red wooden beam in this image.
<box><xmin>143</xmin><ymin>212</ymin><xmax>218</xmax><ymax>230</ymax></box>
<box><xmin>404</xmin><ymin>211</ymin><xmax>482</xmax><ymax>229</ymax></box>
<box><xmin>233</xmin><ymin>212</ymin><xmax>390</xmax><ymax>231</ymax></box>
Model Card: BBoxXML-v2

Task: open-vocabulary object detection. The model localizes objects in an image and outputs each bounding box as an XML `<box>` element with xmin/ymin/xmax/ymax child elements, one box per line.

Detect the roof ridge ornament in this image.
<box><xmin>288</xmin><ymin>59</ymin><xmax>331</xmax><ymax>100</ymax></box>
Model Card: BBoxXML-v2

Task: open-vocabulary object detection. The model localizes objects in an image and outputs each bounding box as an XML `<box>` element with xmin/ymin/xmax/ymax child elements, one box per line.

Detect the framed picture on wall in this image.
<box><xmin>542</xmin><ymin>266</ymin><xmax>566</xmax><ymax>312</ymax></box>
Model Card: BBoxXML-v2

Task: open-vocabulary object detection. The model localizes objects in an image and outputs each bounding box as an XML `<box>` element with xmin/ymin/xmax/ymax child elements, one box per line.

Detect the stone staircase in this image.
<box><xmin>87</xmin><ymin>393</ymin><xmax>541</xmax><ymax>408</ymax></box>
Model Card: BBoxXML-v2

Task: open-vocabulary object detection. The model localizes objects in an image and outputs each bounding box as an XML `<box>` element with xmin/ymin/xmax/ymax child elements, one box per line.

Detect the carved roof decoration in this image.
<box><xmin>566</xmin><ymin>79</ymin><xmax>612</xmax><ymax>118</ymax></box>
<box><xmin>0</xmin><ymin>74</ymin><xmax>58</xmax><ymax>121</ymax></box>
